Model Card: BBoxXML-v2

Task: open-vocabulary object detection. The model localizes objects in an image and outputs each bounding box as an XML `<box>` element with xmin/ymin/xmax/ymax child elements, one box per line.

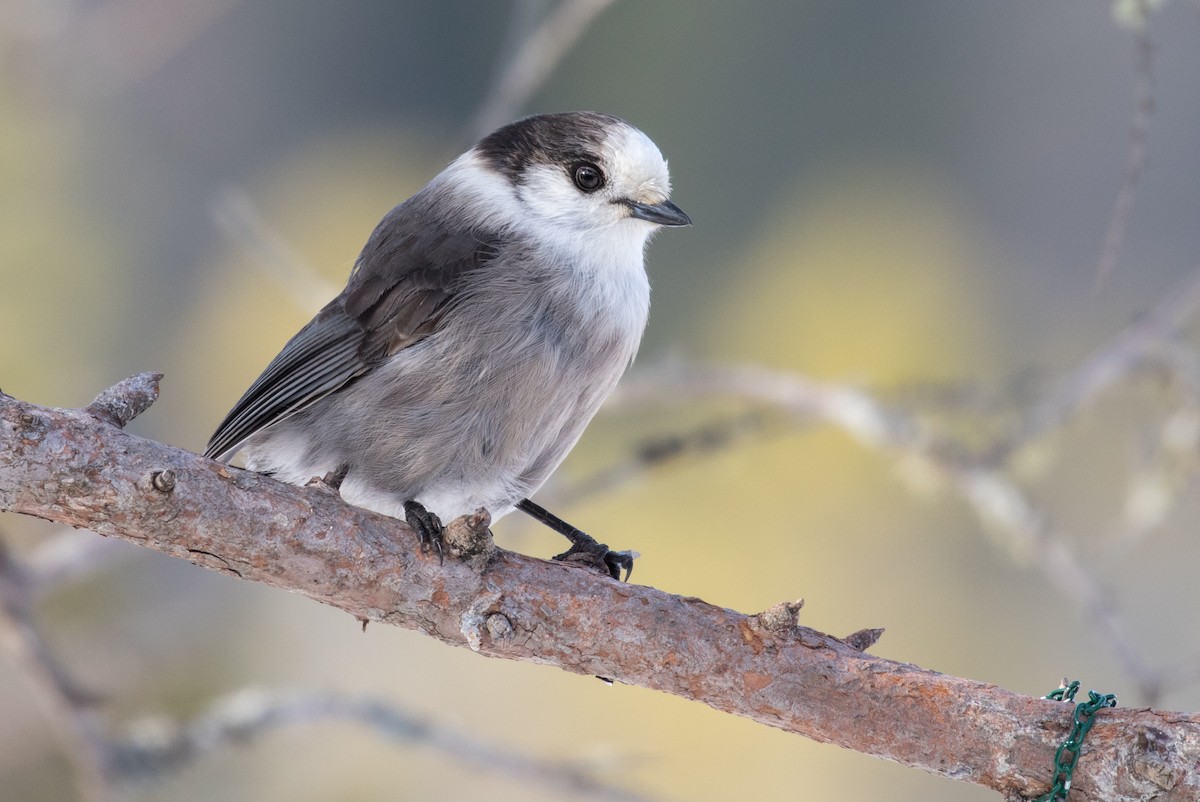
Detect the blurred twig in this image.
<box><xmin>112</xmin><ymin>688</ymin><xmax>659</xmax><ymax>802</ymax></box>
<box><xmin>25</xmin><ymin>529</ymin><xmax>132</xmax><ymax>600</ymax></box>
<box><xmin>471</xmin><ymin>0</ymin><xmax>620</xmax><ymax>139</ymax></box>
<box><xmin>1095</xmin><ymin>0</ymin><xmax>1156</xmax><ymax>288</ymax></box>
<box><xmin>0</xmin><ymin>536</ymin><xmax>107</xmax><ymax>802</ymax></box>
<box><xmin>614</xmin><ymin>362</ymin><xmax>922</xmax><ymax>451</ymax></box>
<box><xmin>210</xmin><ymin>186</ymin><xmax>340</xmax><ymax>313</ymax></box>
<box><xmin>550</xmin><ymin>411</ymin><xmax>779</xmax><ymax>508</ymax></box>
<box><xmin>1012</xmin><ymin>261</ymin><xmax>1200</xmax><ymax>456</ymax></box>
<box><xmin>617</xmin><ymin>360</ymin><xmax>1163</xmax><ymax>700</ymax></box>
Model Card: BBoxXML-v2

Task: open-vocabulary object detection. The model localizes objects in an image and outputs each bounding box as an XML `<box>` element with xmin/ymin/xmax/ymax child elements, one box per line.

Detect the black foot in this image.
<box><xmin>552</xmin><ymin>540</ymin><xmax>636</xmax><ymax>582</ymax></box>
<box><xmin>516</xmin><ymin>498</ymin><xmax>635</xmax><ymax>581</ymax></box>
<box><xmin>404</xmin><ymin>500</ymin><xmax>444</xmax><ymax>564</ymax></box>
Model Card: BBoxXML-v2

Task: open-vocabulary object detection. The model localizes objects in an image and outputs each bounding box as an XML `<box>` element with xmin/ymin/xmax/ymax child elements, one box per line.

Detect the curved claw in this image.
<box><xmin>553</xmin><ymin>541</ymin><xmax>636</xmax><ymax>582</ymax></box>
<box><xmin>604</xmin><ymin>550</ymin><xmax>636</xmax><ymax>582</ymax></box>
<box><xmin>404</xmin><ymin>500</ymin><xmax>445</xmax><ymax>564</ymax></box>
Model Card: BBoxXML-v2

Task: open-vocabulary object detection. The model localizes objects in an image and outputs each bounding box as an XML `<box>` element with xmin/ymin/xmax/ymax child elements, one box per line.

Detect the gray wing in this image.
<box><xmin>204</xmin><ymin>202</ymin><xmax>499</xmax><ymax>461</ymax></box>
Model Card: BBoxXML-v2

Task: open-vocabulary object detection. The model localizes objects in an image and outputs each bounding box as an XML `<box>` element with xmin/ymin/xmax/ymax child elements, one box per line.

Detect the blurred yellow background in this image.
<box><xmin>3</xmin><ymin>2</ymin><xmax>1200</xmax><ymax>800</ymax></box>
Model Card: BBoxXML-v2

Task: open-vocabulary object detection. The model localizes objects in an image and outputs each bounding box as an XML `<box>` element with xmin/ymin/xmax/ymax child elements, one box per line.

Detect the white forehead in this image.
<box><xmin>602</xmin><ymin>122</ymin><xmax>672</xmax><ymax>199</ymax></box>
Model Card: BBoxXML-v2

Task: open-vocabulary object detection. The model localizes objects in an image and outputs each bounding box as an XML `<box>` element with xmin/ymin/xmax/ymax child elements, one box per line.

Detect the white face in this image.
<box><xmin>512</xmin><ymin>123</ymin><xmax>675</xmax><ymax>238</ymax></box>
<box><xmin>433</xmin><ymin>115</ymin><xmax>685</xmax><ymax>272</ymax></box>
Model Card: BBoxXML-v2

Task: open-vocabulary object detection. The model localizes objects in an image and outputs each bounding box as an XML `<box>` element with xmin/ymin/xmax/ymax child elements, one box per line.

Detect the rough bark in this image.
<box><xmin>0</xmin><ymin>378</ymin><xmax>1196</xmax><ymax>801</ymax></box>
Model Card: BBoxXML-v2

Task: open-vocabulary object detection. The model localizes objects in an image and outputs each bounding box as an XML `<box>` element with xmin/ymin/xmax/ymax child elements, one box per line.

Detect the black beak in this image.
<box><xmin>624</xmin><ymin>199</ymin><xmax>692</xmax><ymax>227</ymax></box>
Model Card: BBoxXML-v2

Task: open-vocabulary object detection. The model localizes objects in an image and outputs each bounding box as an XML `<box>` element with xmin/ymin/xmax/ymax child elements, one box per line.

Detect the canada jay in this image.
<box><xmin>206</xmin><ymin>111</ymin><xmax>690</xmax><ymax>579</ymax></box>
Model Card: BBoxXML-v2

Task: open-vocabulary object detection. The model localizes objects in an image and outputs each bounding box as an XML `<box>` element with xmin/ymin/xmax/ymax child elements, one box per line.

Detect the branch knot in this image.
<box><xmin>86</xmin><ymin>373</ymin><xmax>163</xmax><ymax>428</ymax></box>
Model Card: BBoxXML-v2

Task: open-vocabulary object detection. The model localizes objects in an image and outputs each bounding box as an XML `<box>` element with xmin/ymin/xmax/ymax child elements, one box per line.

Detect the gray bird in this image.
<box><xmin>205</xmin><ymin>112</ymin><xmax>690</xmax><ymax>578</ymax></box>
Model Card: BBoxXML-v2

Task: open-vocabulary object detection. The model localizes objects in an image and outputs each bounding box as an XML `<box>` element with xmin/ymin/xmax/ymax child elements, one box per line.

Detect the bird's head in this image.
<box><xmin>468</xmin><ymin>112</ymin><xmax>691</xmax><ymax>246</ymax></box>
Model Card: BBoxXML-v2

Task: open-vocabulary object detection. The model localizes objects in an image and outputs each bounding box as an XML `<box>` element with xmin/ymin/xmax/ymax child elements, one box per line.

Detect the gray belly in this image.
<box><xmin>243</xmin><ymin>288</ymin><xmax>642</xmax><ymax>521</ymax></box>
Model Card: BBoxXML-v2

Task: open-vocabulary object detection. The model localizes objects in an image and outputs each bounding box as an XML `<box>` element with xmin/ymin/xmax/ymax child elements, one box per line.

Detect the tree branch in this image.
<box><xmin>1</xmin><ymin>380</ymin><xmax>1197</xmax><ymax>801</ymax></box>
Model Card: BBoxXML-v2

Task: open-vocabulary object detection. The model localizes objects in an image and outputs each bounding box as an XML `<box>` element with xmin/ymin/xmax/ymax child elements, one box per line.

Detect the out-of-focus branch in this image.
<box><xmin>210</xmin><ymin>187</ymin><xmax>340</xmax><ymax>314</ymax></box>
<box><xmin>0</xmin><ymin>538</ymin><xmax>107</xmax><ymax>802</ymax></box>
<box><xmin>1093</xmin><ymin>8</ymin><xmax>1155</xmax><ymax>288</ymax></box>
<box><xmin>2</xmin><ymin>380</ymin><xmax>1199</xmax><ymax>801</ymax></box>
<box><xmin>24</xmin><ymin>530</ymin><xmax>130</xmax><ymax>600</ymax></box>
<box><xmin>551</xmin><ymin>412</ymin><xmax>777</xmax><ymax>508</ymax></box>
<box><xmin>471</xmin><ymin>0</ymin><xmax>620</xmax><ymax>139</ymax></box>
<box><xmin>1016</xmin><ymin>262</ymin><xmax>1200</xmax><ymax>453</ymax></box>
<box><xmin>111</xmin><ymin>688</ymin><xmax>657</xmax><ymax>802</ymax></box>
<box><xmin>616</xmin><ymin>361</ymin><xmax>1161</xmax><ymax>700</ymax></box>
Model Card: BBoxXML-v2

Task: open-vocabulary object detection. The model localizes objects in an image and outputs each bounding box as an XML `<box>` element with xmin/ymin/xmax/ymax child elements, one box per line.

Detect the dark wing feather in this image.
<box><xmin>204</xmin><ymin>305</ymin><xmax>368</xmax><ymax>460</ymax></box>
<box><xmin>205</xmin><ymin>201</ymin><xmax>499</xmax><ymax>461</ymax></box>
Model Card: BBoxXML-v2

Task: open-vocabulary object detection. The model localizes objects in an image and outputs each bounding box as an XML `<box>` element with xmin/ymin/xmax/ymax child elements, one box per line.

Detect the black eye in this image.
<box><xmin>572</xmin><ymin>162</ymin><xmax>604</xmax><ymax>192</ymax></box>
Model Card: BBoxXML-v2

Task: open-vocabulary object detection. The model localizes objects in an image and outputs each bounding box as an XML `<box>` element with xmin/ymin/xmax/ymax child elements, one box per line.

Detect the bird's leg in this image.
<box><xmin>516</xmin><ymin>498</ymin><xmax>635</xmax><ymax>581</ymax></box>
<box><xmin>404</xmin><ymin>500</ymin><xmax>445</xmax><ymax>564</ymax></box>
<box><xmin>320</xmin><ymin>463</ymin><xmax>350</xmax><ymax>491</ymax></box>
<box><xmin>306</xmin><ymin>462</ymin><xmax>349</xmax><ymax>495</ymax></box>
